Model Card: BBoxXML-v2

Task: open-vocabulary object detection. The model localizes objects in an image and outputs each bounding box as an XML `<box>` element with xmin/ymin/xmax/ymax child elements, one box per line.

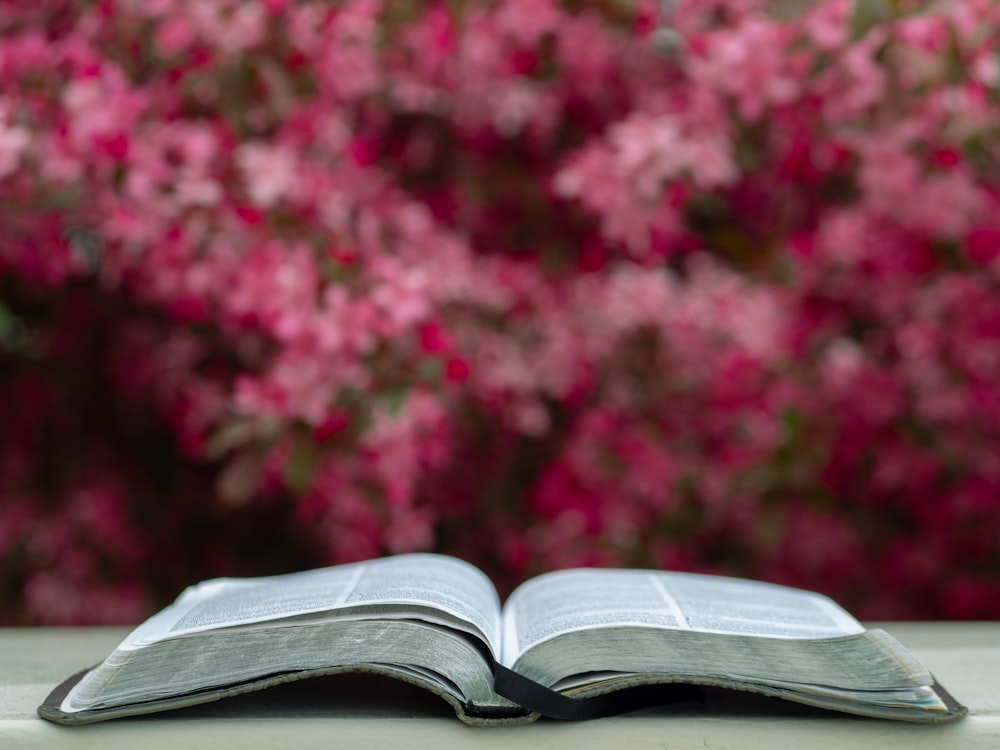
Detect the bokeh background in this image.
<box><xmin>2</xmin><ymin>0</ymin><xmax>1000</xmax><ymax>624</ymax></box>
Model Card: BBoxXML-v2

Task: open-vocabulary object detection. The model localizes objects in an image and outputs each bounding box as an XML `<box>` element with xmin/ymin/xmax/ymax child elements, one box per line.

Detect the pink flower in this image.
<box><xmin>494</xmin><ymin>0</ymin><xmax>560</xmax><ymax>47</ymax></box>
<box><xmin>235</xmin><ymin>142</ymin><xmax>301</xmax><ymax>208</ymax></box>
<box><xmin>688</xmin><ymin>18</ymin><xmax>800</xmax><ymax>121</ymax></box>
<box><xmin>0</xmin><ymin>101</ymin><xmax>29</xmax><ymax>179</ymax></box>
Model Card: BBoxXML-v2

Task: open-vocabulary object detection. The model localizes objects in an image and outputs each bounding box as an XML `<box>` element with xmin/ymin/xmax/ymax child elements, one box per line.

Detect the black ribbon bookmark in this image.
<box><xmin>491</xmin><ymin>662</ymin><xmax>700</xmax><ymax>721</ymax></box>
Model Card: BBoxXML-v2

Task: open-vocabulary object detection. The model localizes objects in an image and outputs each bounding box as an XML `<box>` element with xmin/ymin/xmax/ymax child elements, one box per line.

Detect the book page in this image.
<box><xmin>120</xmin><ymin>554</ymin><xmax>501</xmax><ymax>654</ymax></box>
<box><xmin>501</xmin><ymin>569</ymin><xmax>863</xmax><ymax>665</ymax></box>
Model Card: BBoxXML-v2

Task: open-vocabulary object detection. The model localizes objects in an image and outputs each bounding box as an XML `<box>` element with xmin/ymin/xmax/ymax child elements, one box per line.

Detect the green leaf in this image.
<box><xmin>850</xmin><ymin>0</ymin><xmax>892</xmax><ymax>40</ymax></box>
<box><xmin>0</xmin><ymin>300</ymin><xmax>27</xmax><ymax>352</ymax></box>
<box><xmin>284</xmin><ymin>440</ymin><xmax>318</xmax><ymax>495</ymax></box>
<box><xmin>383</xmin><ymin>389</ymin><xmax>408</xmax><ymax>417</ymax></box>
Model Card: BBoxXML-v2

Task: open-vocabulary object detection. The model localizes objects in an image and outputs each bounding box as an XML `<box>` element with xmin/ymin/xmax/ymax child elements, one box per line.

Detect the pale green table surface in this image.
<box><xmin>2</xmin><ymin>624</ymin><xmax>998</xmax><ymax>748</ymax></box>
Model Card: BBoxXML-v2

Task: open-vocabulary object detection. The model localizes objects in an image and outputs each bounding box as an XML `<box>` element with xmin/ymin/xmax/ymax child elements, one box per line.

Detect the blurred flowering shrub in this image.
<box><xmin>2</xmin><ymin>0</ymin><xmax>1000</xmax><ymax>623</ymax></box>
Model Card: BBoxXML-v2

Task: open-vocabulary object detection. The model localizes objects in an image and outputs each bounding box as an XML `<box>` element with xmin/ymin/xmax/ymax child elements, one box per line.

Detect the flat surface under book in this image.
<box><xmin>4</xmin><ymin>624</ymin><xmax>999</xmax><ymax>748</ymax></box>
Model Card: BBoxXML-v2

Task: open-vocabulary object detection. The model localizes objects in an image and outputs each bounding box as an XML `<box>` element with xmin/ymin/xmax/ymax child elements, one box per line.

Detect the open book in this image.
<box><xmin>39</xmin><ymin>553</ymin><xmax>966</xmax><ymax>725</ymax></box>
